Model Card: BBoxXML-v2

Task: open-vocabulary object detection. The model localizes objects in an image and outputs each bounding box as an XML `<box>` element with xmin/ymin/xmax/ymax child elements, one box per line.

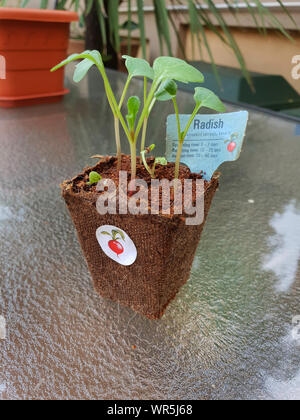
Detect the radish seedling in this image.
<box><xmin>51</xmin><ymin>52</ymin><xmax>225</xmax><ymax>180</ymax></box>
<box><xmin>141</xmin><ymin>144</ymin><xmax>167</xmax><ymax>179</ymax></box>
<box><xmin>155</xmin><ymin>82</ymin><xmax>226</xmax><ymax>178</ymax></box>
<box><xmin>87</xmin><ymin>171</ymin><xmax>102</xmax><ymax>185</ymax></box>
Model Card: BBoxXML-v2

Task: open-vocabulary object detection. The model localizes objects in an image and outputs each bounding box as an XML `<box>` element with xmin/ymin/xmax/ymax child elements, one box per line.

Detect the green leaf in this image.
<box><xmin>127</xmin><ymin>0</ymin><xmax>133</xmax><ymax>55</ymax></box>
<box><xmin>153</xmin><ymin>57</ymin><xmax>204</xmax><ymax>84</ymax></box>
<box><xmin>120</xmin><ymin>20</ymin><xmax>139</xmax><ymax>31</ymax></box>
<box><xmin>194</xmin><ymin>87</ymin><xmax>226</xmax><ymax>113</ymax></box>
<box><xmin>202</xmin><ymin>0</ymin><xmax>253</xmax><ymax>89</ymax></box>
<box><xmin>87</xmin><ymin>171</ymin><xmax>102</xmax><ymax>185</ymax></box>
<box><xmin>123</xmin><ymin>56</ymin><xmax>154</xmax><ymax>80</ymax></box>
<box><xmin>51</xmin><ymin>50</ymin><xmax>103</xmax><ymax>73</ymax></box>
<box><xmin>126</xmin><ymin>96</ymin><xmax>141</xmax><ymax>131</ymax></box>
<box><xmin>55</xmin><ymin>0</ymin><xmax>68</xmax><ymax>10</ymax></box>
<box><xmin>137</xmin><ymin>0</ymin><xmax>147</xmax><ymax>59</ymax></box>
<box><xmin>155</xmin><ymin>157</ymin><xmax>167</xmax><ymax>166</ymax></box>
<box><xmin>187</xmin><ymin>0</ymin><xmax>222</xmax><ymax>87</ymax></box>
<box><xmin>86</xmin><ymin>0</ymin><xmax>94</xmax><ymax>15</ymax></box>
<box><xmin>153</xmin><ymin>0</ymin><xmax>172</xmax><ymax>56</ymax></box>
<box><xmin>276</xmin><ymin>0</ymin><xmax>298</xmax><ymax>28</ymax></box>
<box><xmin>155</xmin><ymin>79</ymin><xmax>177</xmax><ymax>101</ymax></box>
<box><xmin>79</xmin><ymin>13</ymin><xmax>85</xmax><ymax>28</ymax></box>
<box><xmin>107</xmin><ymin>0</ymin><xmax>120</xmax><ymax>52</ymax></box>
<box><xmin>149</xmin><ymin>144</ymin><xmax>155</xmax><ymax>152</ymax></box>
<box><xmin>95</xmin><ymin>0</ymin><xmax>107</xmax><ymax>48</ymax></box>
<box><xmin>40</xmin><ymin>0</ymin><xmax>48</xmax><ymax>9</ymax></box>
<box><xmin>73</xmin><ymin>58</ymin><xmax>95</xmax><ymax>83</ymax></box>
<box><xmin>167</xmin><ymin>11</ymin><xmax>187</xmax><ymax>60</ymax></box>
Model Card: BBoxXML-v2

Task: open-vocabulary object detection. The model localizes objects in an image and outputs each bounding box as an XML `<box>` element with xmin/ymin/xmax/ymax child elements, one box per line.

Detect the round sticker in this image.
<box><xmin>96</xmin><ymin>225</ymin><xmax>137</xmax><ymax>266</ymax></box>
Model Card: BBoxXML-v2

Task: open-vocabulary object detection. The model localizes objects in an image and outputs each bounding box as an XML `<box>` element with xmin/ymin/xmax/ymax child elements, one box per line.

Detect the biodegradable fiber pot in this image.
<box><xmin>0</xmin><ymin>8</ymin><xmax>78</xmax><ymax>108</ymax></box>
<box><xmin>62</xmin><ymin>157</ymin><xmax>219</xmax><ymax>320</ymax></box>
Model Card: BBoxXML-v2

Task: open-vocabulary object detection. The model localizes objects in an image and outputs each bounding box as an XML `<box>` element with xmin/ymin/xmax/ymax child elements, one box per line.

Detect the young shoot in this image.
<box><xmin>52</xmin><ymin>52</ymin><xmax>224</xmax><ymax>181</ymax></box>
<box><xmin>141</xmin><ymin>144</ymin><xmax>168</xmax><ymax>179</ymax></box>
<box><xmin>126</xmin><ymin>96</ymin><xmax>141</xmax><ymax>177</ymax></box>
<box><xmin>87</xmin><ymin>171</ymin><xmax>102</xmax><ymax>185</ymax></box>
<box><xmin>156</xmin><ymin>82</ymin><xmax>226</xmax><ymax>178</ymax></box>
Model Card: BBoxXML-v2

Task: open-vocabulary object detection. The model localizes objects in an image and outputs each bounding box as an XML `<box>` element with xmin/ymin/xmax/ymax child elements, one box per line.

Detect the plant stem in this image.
<box><xmin>181</xmin><ymin>104</ymin><xmax>201</xmax><ymax>141</ymax></box>
<box><xmin>140</xmin><ymin>117</ymin><xmax>148</xmax><ymax>152</ymax></box>
<box><xmin>135</xmin><ymin>79</ymin><xmax>161</xmax><ymax>141</ymax></box>
<box><xmin>172</xmin><ymin>97</ymin><xmax>181</xmax><ymax>141</ymax></box>
<box><xmin>175</xmin><ymin>141</ymin><xmax>184</xmax><ymax>179</ymax></box>
<box><xmin>119</xmin><ymin>76</ymin><xmax>132</xmax><ymax>109</ymax></box>
<box><xmin>139</xmin><ymin>79</ymin><xmax>150</xmax><ymax>153</ymax></box>
<box><xmin>103</xmin><ymin>83</ymin><xmax>117</xmax><ymax>117</ymax></box>
<box><xmin>95</xmin><ymin>62</ymin><xmax>131</xmax><ymax>142</ymax></box>
<box><xmin>172</xmin><ymin>97</ymin><xmax>183</xmax><ymax>179</ymax></box>
<box><xmin>130</xmin><ymin>141</ymin><xmax>137</xmax><ymax>180</ymax></box>
<box><xmin>114</xmin><ymin>117</ymin><xmax>121</xmax><ymax>170</ymax></box>
<box><xmin>149</xmin><ymin>98</ymin><xmax>157</xmax><ymax>114</ymax></box>
<box><xmin>141</xmin><ymin>150</ymin><xmax>154</xmax><ymax>178</ymax></box>
<box><xmin>172</xmin><ymin>99</ymin><xmax>202</xmax><ymax>179</ymax></box>
<box><xmin>144</xmin><ymin>77</ymin><xmax>147</xmax><ymax>105</ymax></box>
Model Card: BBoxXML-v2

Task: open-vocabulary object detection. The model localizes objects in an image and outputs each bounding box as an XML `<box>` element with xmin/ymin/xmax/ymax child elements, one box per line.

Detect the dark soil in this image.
<box><xmin>64</xmin><ymin>154</ymin><xmax>218</xmax><ymax>217</ymax></box>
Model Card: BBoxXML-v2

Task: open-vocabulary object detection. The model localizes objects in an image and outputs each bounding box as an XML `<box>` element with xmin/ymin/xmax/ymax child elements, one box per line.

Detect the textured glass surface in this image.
<box><xmin>0</xmin><ymin>67</ymin><xmax>300</xmax><ymax>400</ymax></box>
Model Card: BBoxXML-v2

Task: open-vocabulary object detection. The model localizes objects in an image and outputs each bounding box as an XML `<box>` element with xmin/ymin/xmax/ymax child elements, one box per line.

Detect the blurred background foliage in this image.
<box><xmin>0</xmin><ymin>0</ymin><xmax>298</xmax><ymax>85</ymax></box>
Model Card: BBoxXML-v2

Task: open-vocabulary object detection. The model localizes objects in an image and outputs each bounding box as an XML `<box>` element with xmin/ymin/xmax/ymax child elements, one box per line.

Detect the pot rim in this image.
<box><xmin>0</xmin><ymin>7</ymin><xmax>78</xmax><ymax>23</ymax></box>
<box><xmin>61</xmin><ymin>156</ymin><xmax>220</xmax><ymax>224</ymax></box>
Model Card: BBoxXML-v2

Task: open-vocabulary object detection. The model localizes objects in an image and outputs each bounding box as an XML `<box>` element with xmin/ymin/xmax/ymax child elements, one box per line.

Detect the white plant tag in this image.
<box><xmin>166</xmin><ymin>111</ymin><xmax>249</xmax><ymax>180</ymax></box>
<box><xmin>0</xmin><ymin>316</ymin><xmax>6</xmax><ymax>340</ymax></box>
<box><xmin>96</xmin><ymin>225</ymin><xmax>137</xmax><ymax>266</ymax></box>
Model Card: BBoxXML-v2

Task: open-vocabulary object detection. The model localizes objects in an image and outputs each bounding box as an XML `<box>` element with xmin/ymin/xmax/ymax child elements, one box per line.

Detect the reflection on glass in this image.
<box><xmin>0</xmin><ymin>205</ymin><xmax>13</xmax><ymax>222</ymax></box>
<box><xmin>265</xmin><ymin>368</ymin><xmax>300</xmax><ymax>400</ymax></box>
<box><xmin>263</xmin><ymin>200</ymin><xmax>300</xmax><ymax>293</ymax></box>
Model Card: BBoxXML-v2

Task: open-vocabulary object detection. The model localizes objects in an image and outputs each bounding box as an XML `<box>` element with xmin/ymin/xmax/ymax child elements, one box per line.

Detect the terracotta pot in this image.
<box><xmin>61</xmin><ymin>156</ymin><xmax>219</xmax><ymax>320</ymax></box>
<box><xmin>0</xmin><ymin>8</ymin><xmax>78</xmax><ymax>108</ymax></box>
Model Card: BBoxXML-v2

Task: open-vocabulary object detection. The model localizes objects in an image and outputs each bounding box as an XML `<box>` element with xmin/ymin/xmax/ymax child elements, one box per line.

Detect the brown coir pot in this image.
<box><xmin>61</xmin><ymin>156</ymin><xmax>219</xmax><ymax>320</ymax></box>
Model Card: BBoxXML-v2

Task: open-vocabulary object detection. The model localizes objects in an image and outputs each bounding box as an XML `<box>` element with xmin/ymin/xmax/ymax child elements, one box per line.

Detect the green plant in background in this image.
<box><xmin>51</xmin><ymin>51</ymin><xmax>225</xmax><ymax>179</ymax></box>
<box><xmin>2</xmin><ymin>0</ymin><xmax>297</xmax><ymax>86</ymax></box>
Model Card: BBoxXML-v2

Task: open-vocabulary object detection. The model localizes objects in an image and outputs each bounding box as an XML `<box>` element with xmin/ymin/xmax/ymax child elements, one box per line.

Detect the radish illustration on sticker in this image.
<box><xmin>96</xmin><ymin>225</ymin><xmax>137</xmax><ymax>266</ymax></box>
<box><xmin>224</xmin><ymin>133</ymin><xmax>239</xmax><ymax>153</ymax></box>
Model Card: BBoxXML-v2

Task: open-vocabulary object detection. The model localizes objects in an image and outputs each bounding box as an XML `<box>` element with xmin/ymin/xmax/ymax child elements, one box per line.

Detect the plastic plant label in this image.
<box><xmin>166</xmin><ymin>111</ymin><xmax>249</xmax><ymax>180</ymax></box>
<box><xmin>96</xmin><ymin>225</ymin><xmax>137</xmax><ymax>266</ymax></box>
<box><xmin>0</xmin><ymin>315</ymin><xmax>6</xmax><ymax>340</ymax></box>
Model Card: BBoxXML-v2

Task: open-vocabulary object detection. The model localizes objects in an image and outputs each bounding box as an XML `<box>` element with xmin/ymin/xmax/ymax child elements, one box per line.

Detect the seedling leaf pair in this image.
<box><xmin>87</xmin><ymin>171</ymin><xmax>102</xmax><ymax>185</ymax></box>
<box><xmin>126</xmin><ymin>96</ymin><xmax>141</xmax><ymax>133</ymax></box>
<box><xmin>51</xmin><ymin>50</ymin><xmax>225</xmax><ymax>180</ymax></box>
<box><xmin>155</xmin><ymin>79</ymin><xmax>178</xmax><ymax>102</ymax></box>
<box><xmin>194</xmin><ymin>87</ymin><xmax>226</xmax><ymax>113</ymax></box>
<box><xmin>51</xmin><ymin>50</ymin><xmax>103</xmax><ymax>84</ymax></box>
<box><xmin>153</xmin><ymin>57</ymin><xmax>204</xmax><ymax>84</ymax></box>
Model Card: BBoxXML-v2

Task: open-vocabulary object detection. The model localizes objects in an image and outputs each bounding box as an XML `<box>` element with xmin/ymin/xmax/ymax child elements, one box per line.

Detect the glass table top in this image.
<box><xmin>0</xmin><ymin>67</ymin><xmax>299</xmax><ymax>400</ymax></box>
